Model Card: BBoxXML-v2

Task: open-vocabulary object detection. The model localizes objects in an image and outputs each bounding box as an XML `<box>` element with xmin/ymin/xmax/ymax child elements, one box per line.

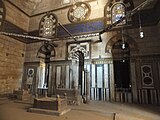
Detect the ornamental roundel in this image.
<box><xmin>67</xmin><ymin>2</ymin><xmax>91</xmax><ymax>23</ymax></box>
<box><xmin>39</xmin><ymin>13</ymin><xmax>58</xmax><ymax>38</ymax></box>
<box><xmin>28</xmin><ymin>68</ymin><xmax>34</xmax><ymax>77</ymax></box>
<box><xmin>0</xmin><ymin>0</ymin><xmax>5</xmax><ymax>31</ymax></box>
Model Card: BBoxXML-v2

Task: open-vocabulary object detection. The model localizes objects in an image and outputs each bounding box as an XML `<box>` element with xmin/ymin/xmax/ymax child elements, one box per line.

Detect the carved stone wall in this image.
<box><xmin>1</xmin><ymin>0</ymin><xmax>160</xmax><ymax>105</ymax></box>
<box><xmin>127</xmin><ymin>26</ymin><xmax>160</xmax><ymax>56</ymax></box>
<box><xmin>25</xmin><ymin>42</ymin><xmax>43</xmax><ymax>62</ymax></box>
<box><xmin>134</xmin><ymin>56</ymin><xmax>160</xmax><ymax>105</ymax></box>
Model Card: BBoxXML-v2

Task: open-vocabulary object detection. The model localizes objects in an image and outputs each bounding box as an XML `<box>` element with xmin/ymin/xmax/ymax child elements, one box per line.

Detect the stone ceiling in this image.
<box><xmin>133</xmin><ymin>0</ymin><xmax>157</xmax><ymax>10</ymax></box>
<box><xmin>7</xmin><ymin>0</ymin><xmax>94</xmax><ymax>16</ymax></box>
<box><xmin>8</xmin><ymin>0</ymin><xmax>43</xmax><ymax>16</ymax></box>
<box><xmin>7</xmin><ymin>0</ymin><xmax>158</xmax><ymax>17</ymax></box>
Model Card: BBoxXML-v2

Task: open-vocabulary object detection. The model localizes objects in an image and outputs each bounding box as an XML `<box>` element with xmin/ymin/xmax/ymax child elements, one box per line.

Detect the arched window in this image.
<box><xmin>39</xmin><ymin>13</ymin><xmax>58</xmax><ymax>38</ymax></box>
<box><xmin>111</xmin><ymin>3</ymin><xmax>126</xmax><ymax>25</ymax></box>
<box><xmin>105</xmin><ymin>0</ymin><xmax>134</xmax><ymax>26</ymax></box>
<box><xmin>0</xmin><ymin>0</ymin><xmax>5</xmax><ymax>31</ymax></box>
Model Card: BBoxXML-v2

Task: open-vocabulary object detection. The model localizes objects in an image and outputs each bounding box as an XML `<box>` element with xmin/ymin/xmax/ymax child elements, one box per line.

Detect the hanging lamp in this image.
<box><xmin>138</xmin><ymin>10</ymin><xmax>144</xmax><ymax>38</ymax></box>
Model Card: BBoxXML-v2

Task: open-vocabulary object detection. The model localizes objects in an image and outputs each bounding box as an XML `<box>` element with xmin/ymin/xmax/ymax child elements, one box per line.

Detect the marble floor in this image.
<box><xmin>0</xmin><ymin>97</ymin><xmax>160</xmax><ymax>120</ymax></box>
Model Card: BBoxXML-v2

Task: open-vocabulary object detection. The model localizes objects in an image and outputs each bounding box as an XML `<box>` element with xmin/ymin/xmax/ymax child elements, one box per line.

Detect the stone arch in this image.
<box><xmin>105</xmin><ymin>33</ymin><xmax>138</xmax><ymax>53</ymax></box>
<box><xmin>68</xmin><ymin>45</ymin><xmax>88</xmax><ymax>60</ymax></box>
<box><xmin>37</xmin><ymin>42</ymin><xmax>56</xmax><ymax>59</ymax></box>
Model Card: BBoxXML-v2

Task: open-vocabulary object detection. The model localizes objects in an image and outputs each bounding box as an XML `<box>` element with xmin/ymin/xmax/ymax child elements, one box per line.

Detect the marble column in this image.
<box><xmin>71</xmin><ymin>60</ymin><xmax>79</xmax><ymax>89</ymax></box>
<box><xmin>110</xmin><ymin>63</ymin><xmax>115</xmax><ymax>101</ymax></box>
<box><xmin>86</xmin><ymin>70</ymin><xmax>90</xmax><ymax>104</ymax></box>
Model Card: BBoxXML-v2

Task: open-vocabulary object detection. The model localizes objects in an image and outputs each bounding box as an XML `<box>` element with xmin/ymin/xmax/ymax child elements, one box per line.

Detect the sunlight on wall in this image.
<box><xmin>38</xmin><ymin>61</ymin><xmax>46</xmax><ymax>88</ymax></box>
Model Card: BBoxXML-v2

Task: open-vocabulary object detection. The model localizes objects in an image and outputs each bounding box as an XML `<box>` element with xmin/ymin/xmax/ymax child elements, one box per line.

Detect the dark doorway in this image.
<box><xmin>112</xmin><ymin>40</ymin><xmax>130</xmax><ymax>89</ymax></box>
<box><xmin>112</xmin><ymin>39</ymin><xmax>132</xmax><ymax>102</ymax></box>
<box><xmin>114</xmin><ymin>60</ymin><xmax>130</xmax><ymax>88</ymax></box>
<box><xmin>76</xmin><ymin>51</ymin><xmax>84</xmax><ymax>95</ymax></box>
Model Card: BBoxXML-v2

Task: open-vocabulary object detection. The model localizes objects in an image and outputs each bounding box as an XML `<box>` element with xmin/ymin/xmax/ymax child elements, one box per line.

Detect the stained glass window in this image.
<box><xmin>39</xmin><ymin>14</ymin><xmax>57</xmax><ymax>38</ymax></box>
<box><xmin>111</xmin><ymin>3</ymin><xmax>126</xmax><ymax>25</ymax></box>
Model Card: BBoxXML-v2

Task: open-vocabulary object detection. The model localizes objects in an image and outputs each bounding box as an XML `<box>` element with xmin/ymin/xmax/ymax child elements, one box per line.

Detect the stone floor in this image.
<box><xmin>0</xmin><ymin>97</ymin><xmax>160</xmax><ymax>120</ymax></box>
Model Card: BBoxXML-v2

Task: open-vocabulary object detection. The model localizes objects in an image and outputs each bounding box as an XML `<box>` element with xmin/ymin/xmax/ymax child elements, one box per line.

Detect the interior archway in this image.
<box><xmin>112</xmin><ymin>39</ymin><xmax>131</xmax><ymax>102</ymax></box>
<box><xmin>73</xmin><ymin>50</ymin><xmax>85</xmax><ymax>95</ymax></box>
<box><xmin>105</xmin><ymin>33</ymin><xmax>138</xmax><ymax>102</ymax></box>
<box><xmin>105</xmin><ymin>33</ymin><xmax>138</xmax><ymax>53</ymax></box>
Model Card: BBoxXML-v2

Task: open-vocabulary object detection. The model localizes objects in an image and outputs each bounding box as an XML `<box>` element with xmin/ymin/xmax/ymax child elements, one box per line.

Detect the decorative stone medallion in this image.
<box><xmin>68</xmin><ymin>2</ymin><xmax>91</xmax><ymax>23</ymax></box>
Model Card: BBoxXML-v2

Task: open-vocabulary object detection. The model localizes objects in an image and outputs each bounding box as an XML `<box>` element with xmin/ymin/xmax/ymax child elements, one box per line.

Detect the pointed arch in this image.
<box><xmin>37</xmin><ymin>42</ymin><xmax>56</xmax><ymax>59</ymax></box>
<box><xmin>105</xmin><ymin>33</ymin><xmax>138</xmax><ymax>53</ymax></box>
<box><xmin>68</xmin><ymin>45</ymin><xmax>88</xmax><ymax>60</ymax></box>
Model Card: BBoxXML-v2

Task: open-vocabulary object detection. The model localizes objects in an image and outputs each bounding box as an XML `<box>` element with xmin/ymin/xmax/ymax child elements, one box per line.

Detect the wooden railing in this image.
<box><xmin>115</xmin><ymin>88</ymin><xmax>132</xmax><ymax>103</ymax></box>
<box><xmin>138</xmin><ymin>89</ymin><xmax>160</xmax><ymax>105</ymax></box>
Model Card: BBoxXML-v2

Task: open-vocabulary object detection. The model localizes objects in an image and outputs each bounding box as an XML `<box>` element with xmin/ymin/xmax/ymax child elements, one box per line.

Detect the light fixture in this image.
<box><xmin>122</xmin><ymin>43</ymin><xmax>125</xmax><ymax>49</ymax></box>
<box><xmin>121</xmin><ymin>29</ymin><xmax>125</xmax><ymax>49</ymax></box>
<box><xmin>140</xmin><ymin>30</ymin><xmax>144</xmax><ymax>38</ymax></box>
<box><xmin>138</xmin><ymin>10</ymin><xmax>144</xmax><ymax>38</ymax></box>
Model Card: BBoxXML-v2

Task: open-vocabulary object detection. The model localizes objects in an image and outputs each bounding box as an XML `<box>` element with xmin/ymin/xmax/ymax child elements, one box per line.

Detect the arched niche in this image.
<box><xmin>105</xmin><ymin>32</ymin><xmax>138</xmax><ymax>53</ymax></box>
<box><xmin>36</xmin><ymin>42</ymin><xmax>56</xmax><ymax>94</ymax></box>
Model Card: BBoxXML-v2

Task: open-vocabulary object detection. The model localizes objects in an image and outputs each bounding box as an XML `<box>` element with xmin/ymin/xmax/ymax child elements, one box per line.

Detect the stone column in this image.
<box><xmin>86</xmin><ymin>70</ymin><xmax>90</xmax><ymax>104</ymax></box>
<box><xmin>35</xmin><ymin>66</ymin><xmax>40</xmax><ymax>95</ymax></box>
<box><xmin>110</xmin><ymin>63</ymin><xmax>115</xmax><ymax>101</ymax></box>
<box><xmin>71</xmin><ymin>60</ymin><xmax>79</xmax><ymax>89</ymax></box>
<box><xmin>130</xmin><ymin>62</ymin><xmax>138</xmax><ymax>103</ymax></box>
<box><xmin>48</xmin><ymin>65</ymin><xmax>52</xmax><ymax>96</ymax></box>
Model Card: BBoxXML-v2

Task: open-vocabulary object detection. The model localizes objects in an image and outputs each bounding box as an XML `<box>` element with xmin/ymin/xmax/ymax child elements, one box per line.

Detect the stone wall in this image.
<box><xmin>25</xmin><ymin>25</ymin><xmax>160</xmax><ymax>62</ymax></box>
<box><xmin>25</xmin><ymin>42</ymin><xmax>42</xmax><ymax>62</ymax></box>
<box><xmin>2</xmin><ymin>0</ymin><xmax>159</xmax><ymax>104</ymax></box>
<box><xmin>3</xmin><ymin>0</ymin><xmax>153</xmax><ymax>32</ymax></box>
<box><xmin>28</xmin><ymin>0</ymin><xmax>146</xmax><ymax>32</ymax></box>
<box><xmin>25</xmin><ymin>40</ymin><xmax>69</xmax><ymax>62</ymax></box>
<box><xmin>28</xmin><ymin>0</ymin><xmax>106</xmax><ymax>32</ymax></box>
<box><xmin>128</xmin><ymin>26</ymin><xmax>160</xmax><ymax>55</ymax></box>
<box><xmin>25</xmin><ymin>38</ymin><xmax>109</xmax><ymax>62</ymax></box>
<box><xmin>0</xmin><ymin>35</ymin><xmax>26</xmax><ymax>95</ymax></box>
<box><xmin>4</xmin><ymin>1</ymin><xmax>30</xmax><ymax>31</ymax></box>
